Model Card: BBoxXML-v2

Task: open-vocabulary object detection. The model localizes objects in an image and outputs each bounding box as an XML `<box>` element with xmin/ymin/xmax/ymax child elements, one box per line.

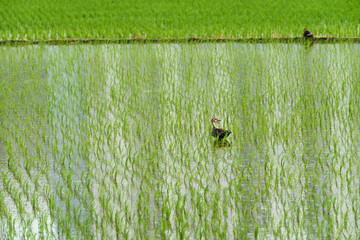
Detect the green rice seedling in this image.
<box><xmin>0</xmin><ymin>0</ymin><xmax>359</xmax><ymax>40</ymax></box>
<box><xmin>1</xmin><ymin>42</ymin><xmax>360</xmax><ymax>238</ymax></box>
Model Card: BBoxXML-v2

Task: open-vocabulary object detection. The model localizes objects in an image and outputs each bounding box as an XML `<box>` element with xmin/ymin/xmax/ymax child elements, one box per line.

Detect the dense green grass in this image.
<box><xmin>0</xmin><ymin>43</ymin><xmax>359</xmax><ymax>238</ymax></box>
<box><xmin>0</xmin><ymin>0</ymin><xmax>359</xmax><ymax>40</ymax></box>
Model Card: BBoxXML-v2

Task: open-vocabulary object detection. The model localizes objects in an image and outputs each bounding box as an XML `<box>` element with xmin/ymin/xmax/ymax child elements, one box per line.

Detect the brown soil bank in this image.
<box><xmin>1</xmin><ymin>37</ymin><xmax>359</xmax><ymax>45</ymax></box>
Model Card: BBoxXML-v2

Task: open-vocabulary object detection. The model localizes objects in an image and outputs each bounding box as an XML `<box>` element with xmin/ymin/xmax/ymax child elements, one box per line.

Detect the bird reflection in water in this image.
<box><xmin>212</xmin><ymin>139</ymin><xmax>231</xmax><ymax>148</ymax></box>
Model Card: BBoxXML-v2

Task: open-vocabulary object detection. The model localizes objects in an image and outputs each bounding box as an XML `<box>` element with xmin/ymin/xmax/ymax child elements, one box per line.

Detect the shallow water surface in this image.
<box><xmin>0</xmin><ymin>43</ymin><xmax>359</xmax><ymax>239</ymax></box>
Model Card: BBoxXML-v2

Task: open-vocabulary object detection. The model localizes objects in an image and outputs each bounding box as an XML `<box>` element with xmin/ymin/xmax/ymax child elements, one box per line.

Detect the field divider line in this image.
<box><xmin>0</xmin><ymin>37</ymin><xmax>359</xmax><ymax>45</ymax></box>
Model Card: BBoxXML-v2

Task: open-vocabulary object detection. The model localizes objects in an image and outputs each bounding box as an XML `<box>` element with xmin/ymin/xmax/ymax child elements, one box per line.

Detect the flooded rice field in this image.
<box><xmin>0</xmin><ymin>43</ymin><xmax>359</xmax><ymax>239</ymax></box>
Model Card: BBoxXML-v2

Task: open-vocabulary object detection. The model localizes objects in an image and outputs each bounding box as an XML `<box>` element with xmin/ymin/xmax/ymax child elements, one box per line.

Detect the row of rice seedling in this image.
<box><xmin>0</xmin><ymin>0</ymin><xmax>359</xmax><ymax>40</ymax></box>
<box><xmin>0</xmin><ymin>42</ymin><xmax>359</xmax><ymax>239</ymax></box>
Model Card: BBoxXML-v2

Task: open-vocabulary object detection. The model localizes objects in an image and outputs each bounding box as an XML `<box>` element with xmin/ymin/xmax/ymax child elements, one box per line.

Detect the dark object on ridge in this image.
<box><xmin>211</xmin><ymin>118</ymin><xmax>231</xmax><ymax>140</ymax></box>
<box><xmin>303</xmin><ymin>28</ymin><xmax>313</xmax><ymax>38</ymax></box>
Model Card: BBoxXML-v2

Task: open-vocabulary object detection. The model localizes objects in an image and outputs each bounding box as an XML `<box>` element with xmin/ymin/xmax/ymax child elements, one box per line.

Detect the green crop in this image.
<box><xmin>0</xmin><ymin>0</ymin><xmax>359</xmax><ymax>40</ymax></box>
<box><xmin>0</xmin><ymin>42</ymin><xmax>359</xmax><ymax>238</ymax></box>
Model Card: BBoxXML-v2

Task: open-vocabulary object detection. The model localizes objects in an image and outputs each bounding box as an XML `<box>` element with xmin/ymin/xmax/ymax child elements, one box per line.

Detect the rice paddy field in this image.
<box><xmin>0</xmin><ymin>42</ymin><xmax>359</xmax><ymax>239</ymax></box>
<box><xmin>0</xmin><ymin>0</ymin><xmax>359</xmax><ymax>40</ymax></box>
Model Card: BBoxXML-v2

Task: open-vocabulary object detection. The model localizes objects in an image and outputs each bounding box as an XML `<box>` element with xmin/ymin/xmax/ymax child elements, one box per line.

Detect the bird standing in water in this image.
<box><xmin>303</xmin><ymin>28</ymin><xmax>313</xmax><ymax>38</ymax></box>
<box><xmin>211</xmin><ymin>118</ymin><xmax>231</xmax><ymax>140</ymax></box>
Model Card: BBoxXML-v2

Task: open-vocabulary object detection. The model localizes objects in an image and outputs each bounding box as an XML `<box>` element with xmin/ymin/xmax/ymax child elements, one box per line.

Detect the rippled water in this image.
<box><xmin>0</xmin><ymin>43</ymin><xmax>359</xmax><ymax>239</ymax></box>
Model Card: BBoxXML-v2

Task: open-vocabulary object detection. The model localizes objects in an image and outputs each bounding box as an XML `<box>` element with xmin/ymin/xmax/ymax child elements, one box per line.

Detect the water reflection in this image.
<box><xmin>212</xmin><ymin>140</ymin><xmax>231</xmax><ymax>148</ymax></box>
